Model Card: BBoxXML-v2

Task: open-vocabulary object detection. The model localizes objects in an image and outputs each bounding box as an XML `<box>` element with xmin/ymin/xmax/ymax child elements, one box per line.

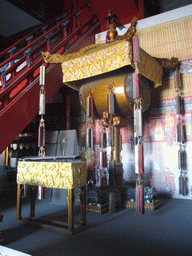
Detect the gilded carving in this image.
<box><xmin>155</xmin><ymin>57</ymin><xmax>179</xmax><ymax>70</ymax></box>
<box><xmin>116</xmin><ymin>17</ymin><xmax>138</xmax><ymax>42</ymax></box>
<box><xmin>42</xmin><ymin>43</ymin><xmax>105</xmax><ymax>64</ymax></box>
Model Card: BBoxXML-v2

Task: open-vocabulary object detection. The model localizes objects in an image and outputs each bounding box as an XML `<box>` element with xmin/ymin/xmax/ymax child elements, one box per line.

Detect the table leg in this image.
<box><xmin>80</xmin><ymin>186</ymin><xmax>86</xmax><ymax>226</ymax></box>
<box><xmin>30</xmin><ymin>186</ymin><xmax>36</xmax><ymax>218</ymax></box>
<box><xmin>67</xmin><ymin>189</ymin><xmax>74</xmax><ymax>231</ymax></box>
<box><xmin>16</xmin><ymin>184</ymin><xmax>22</xmax><ymax>220</ymax></box>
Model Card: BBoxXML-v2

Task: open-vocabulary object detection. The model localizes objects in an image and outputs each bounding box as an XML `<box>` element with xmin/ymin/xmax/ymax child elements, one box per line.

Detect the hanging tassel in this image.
<box><xmin>176</xmin><ymin>122</ymin><xmax>182</xmax><ymax>143</ymax></box>
<box><xmin>134</xmin><ymin>109</ymin><xmax>142</xmax><ymax>138</ymax></box>
<box><xmin>135</xmin><ymin>145</ymin><xmax>139</xmax><ymax>174</ymax></box>
<box><xmin>175</xmin><ymin>68</ymin><xmax>181</xmax><ymax>90</ymax></box>
<box><xmin>100</xmin><ymin>131</ymin><xmax>104</xmax><ymax>148</ymax></box>
<box><xmin>87</xmin><ymin>148</ymin><xmax>94</xmax><ymax>181</ymax></box>
<box><xmin>183</xmin><ymin>177</ymin><xmax>186</xmax><ymax>196</ymax></box>
<box><xmin>85</xmin><ymin>91</ymin><xmax>95</xmax><ymax>182</ymax></box>
<box><xmin>87</xmin><ymin>128</ymin><xmax>91</xmax><ymax>148</ymax></box>
<box><xmin>39</xmin><ymin>92</ymin><xmax>45</xmax><ymax>115</ymax></box>
<box><xmin>179</xmin><ymin>175</ymin><xmax>183</xmax><ymax>195</ymax></box>
<box><xmin>86</xmin><ymin>128</ymin><xmax>93</xmax><ymax>149</ymax></box>
<box><xmin>132</xmin><ymin>36</ymin><xmax>140</xmax><ymax>62</ymax></box>
<box><xmin>38</xmin><ymin>121</ymin><xmax>45</xmax><ymax>148</ymax></box>
<box><xmin>108</xmin><ymin>126</ymin><xmax>114</xmax><ymax>146</ymax></box>
<box><xmin>180</xmin><ymin>97</ymin><xmax>184</xmax><ymax>115</ymax></box>
<box><xmin>178</xmin><ymin>149</ymin><xmax>182</xmax><ymax>169</ymax></box>
<box><xmin>176</xmin><ymin>96</ymin><xmax>181</xmax><ymax>114</ymax></box>
<box><xmin>137</xmin><ymin>185</ymin><xmax>144</xmax><ymax>215</ymax></box>
<box><xmin>100</xmin><ymin>151</ymin><xmax>107</xmax><ymax>168</ymax></box>
<box><xmin>133</xmin><ymin>73</ymin><xmax>142</xmax><ymax>99</ymax></box>
<box><xmin>139</xmin><ymin>145</ymin><xmax>144</xmax><ymax>174</ymax></box>
<box><xmin>40</xmin><ymin>65</ymin><xmax>45</xmax><ymax>86</ymax></box>
<box><xmin>38</xmin><ymin>64</ymin><xmax>46</xmax><ymax>200</ymax></box>
<box><xmin>133</xmin><ymin>72</ymin><xmax>139</xmax><ymax>99</ymax></box>
<box><xmin>103</xmin><ymin>151</ymin><xmax>107</xmax><ymax>168</ymax></box>
<box><xmin>181</xmin><ymin>123</ymin><xmax>186</xmax><ymax>144</ymax></box>
<box><xmin>100</xmin><ymin>151</ymin><xmax>104</xmax><ymax>168</ymax></box>
<box><xmin>100</xmin><ymin>131</ymin><xmax>107</xmax><ymax>148</ymax></box>
<box><xmin>86</xmin><ymin>96</ymin><xmax>94</xmax><ymax>118</ymax></box>
<box><xmin>179</xmin><ymin>175</ymin><xmax>186</xmax><ymax>196</ymax></box>
<box><xmin>108</xmin><ymin>92</ymin><xmax>115</xmax><ymax>115</ymax></box>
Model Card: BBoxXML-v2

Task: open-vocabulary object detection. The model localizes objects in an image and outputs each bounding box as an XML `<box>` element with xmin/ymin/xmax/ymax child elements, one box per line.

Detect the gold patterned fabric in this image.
<box><xmin>17</xmin><ymin>161</ymin><xmax>87</xmax><ymax>189</ymax></box>
<box><xmin>62</xmin><ymin>40</ymin><xmax>132</xmax><ymax>82</ymax></box>
<box><xmin>138</xmin><ymin>48</ymin><xmax>163</xmax><ymax>87</ymax></box>
<box><xmin>61</xmin><ymin>39</ymin><xmax>163</xmax><ymax>88</ymax></box>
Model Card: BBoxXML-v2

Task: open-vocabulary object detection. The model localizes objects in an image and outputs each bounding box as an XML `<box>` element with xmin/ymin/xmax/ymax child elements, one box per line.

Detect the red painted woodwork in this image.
<box><xmin>64</xmin><ymin>0</ymin><xmax>144</xmax><ymax>32</ymax></box>
<box><xmin>0</xmin><ymin>2</ymin><xmax>100</xmax><ymax>154</ymax></box>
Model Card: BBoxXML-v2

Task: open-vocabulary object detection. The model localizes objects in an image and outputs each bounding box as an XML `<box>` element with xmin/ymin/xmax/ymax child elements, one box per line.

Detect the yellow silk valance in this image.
<box><xmin>60</xmin><ymin>39</ymin><xmax>163</xmax><ymax>88</ymax></box>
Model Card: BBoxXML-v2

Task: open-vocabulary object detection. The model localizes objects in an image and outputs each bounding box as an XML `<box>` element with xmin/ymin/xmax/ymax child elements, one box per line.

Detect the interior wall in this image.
<box><xmin>64</xmin><ymin>0</ymin><xmax>144</xmax><ymax>32</ymax></box>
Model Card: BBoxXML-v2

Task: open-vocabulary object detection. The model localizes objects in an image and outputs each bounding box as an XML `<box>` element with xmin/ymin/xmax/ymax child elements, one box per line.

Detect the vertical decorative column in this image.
<box><xmin>100</xmin><ymin>121</ymin><xmax>108</xmax><ymax>186</ymax></box>
<box><xmin>37</xmin><ymin>63</ymin><xmax>46</xmax><ymax>200</ymax></box>
<box><xmin>113</xmin><ymin>118</ymin><xmax>123</xmax><ymax>187</ymax></box>
<box><xmin>107</xmin><ymin>84</ymin><xmax>116</xmax><ymax>187</ymax></box>
<box><xmin>101</xmin><ymin>84</ymin><xmax>124</xmax><ymax>188</ymax></box>
<box><xmin>86</xmin><ymin>89</ymin><xmax>95</xmax><ymax>181</ymax></box>
<box><xmin>133</xmin><ymin>36</ymin><xmax>144</xmax><ymax>215</ymax></box>
<box><xmin>175</xmin><ymin>67</ymin><xmax>186</xmax><ymax>196</ymax></box>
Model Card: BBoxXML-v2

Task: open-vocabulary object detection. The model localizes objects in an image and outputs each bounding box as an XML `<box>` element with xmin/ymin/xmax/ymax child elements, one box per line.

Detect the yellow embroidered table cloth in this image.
<box><xmin>17</xmin><ymin>161</ymin><xmax>87</xmax><ymax>189</ymax></box>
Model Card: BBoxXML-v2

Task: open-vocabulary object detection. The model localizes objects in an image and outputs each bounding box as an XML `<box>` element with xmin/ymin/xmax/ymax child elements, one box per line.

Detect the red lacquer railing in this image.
<box><xmin>0</xmin><ymin>2</ymin><xmax>96</xmax><ymax>109</ymax></box>
<box><xmin>0</xmin><ymin>2</ymin><xmax>100</xmax><ymax>154</ymax></box>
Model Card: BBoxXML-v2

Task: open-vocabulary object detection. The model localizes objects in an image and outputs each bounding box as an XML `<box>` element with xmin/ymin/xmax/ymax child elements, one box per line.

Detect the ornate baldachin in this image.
<box><xmin>42</xmin><ymin>17</ymin><xmax>138</xmax><ymax>64</ymax></box>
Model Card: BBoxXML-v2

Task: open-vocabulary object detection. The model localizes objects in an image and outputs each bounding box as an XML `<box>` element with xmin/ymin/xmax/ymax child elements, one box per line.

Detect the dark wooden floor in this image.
<box><xmin>1</xmin><ymin>197</ymin><xmax>192</xmax><ymax>256</ymax></box>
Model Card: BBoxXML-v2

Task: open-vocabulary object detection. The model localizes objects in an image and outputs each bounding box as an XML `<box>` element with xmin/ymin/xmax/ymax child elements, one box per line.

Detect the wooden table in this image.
<box><xmin>16</xmin><ymin>159</ymin><xmax>87</xmax><ymax>234</ymax></box>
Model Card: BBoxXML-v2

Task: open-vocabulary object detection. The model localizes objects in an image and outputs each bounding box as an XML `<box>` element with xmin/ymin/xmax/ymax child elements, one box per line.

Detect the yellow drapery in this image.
<box><xmin>60</xmin><ymin>39</ymin><xmax>163</xmax><ymax>88</ymax></box>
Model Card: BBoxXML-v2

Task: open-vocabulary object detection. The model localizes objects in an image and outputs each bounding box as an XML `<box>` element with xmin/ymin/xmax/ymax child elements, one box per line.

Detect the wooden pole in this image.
<box><xmin>67</xmin><ymin>189</ymin><xmax>74</xmax><ymax>231</ymax></box>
